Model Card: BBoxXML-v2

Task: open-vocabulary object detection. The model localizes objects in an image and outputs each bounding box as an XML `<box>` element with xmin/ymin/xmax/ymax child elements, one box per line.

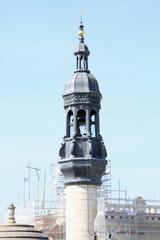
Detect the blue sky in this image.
<box><xmin>0</xmin><ymin>0</ymin><xmax>160</xmax><ymax>211</ymax></box>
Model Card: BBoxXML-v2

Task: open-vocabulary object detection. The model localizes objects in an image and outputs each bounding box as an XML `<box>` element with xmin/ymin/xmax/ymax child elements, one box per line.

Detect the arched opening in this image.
<box><xmin>80</xmin><ymin>56</ymin><xmax>83</xmax><ymax>69</ymax></box>
<box><xmin>76</xmin><ymin>56</ymin><xmax>78</xmax><ymax>69</ymax></box>
<box><xmin>83</xmin><ymin>56</ymin><xmax>86</xmax><ymax>69</ymax></box>
<box><xmin>77</xmin><ymin>110</ymin><xmax>86</xmax><ymax>136</ymax></box>
<box><xmin>84</xmin><ymin>56</ymin><xmax>88</xmax><ymax>69</ymax></box>
<box><xmin>90</xmin><ymin>110</ymin><xmax>96</xmax><ymax>137</ymax></box>
<box><xmin>67</xmin><ymin>110</ymin><xmax>74</xmax><ymax>137</ymax></box>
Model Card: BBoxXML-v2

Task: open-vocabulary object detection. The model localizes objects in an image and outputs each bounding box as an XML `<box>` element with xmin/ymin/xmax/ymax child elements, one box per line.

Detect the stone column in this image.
<box><xmin>73</xmin><ymin>108</ymin><xmax>77</xmax><ymax>136</ymax></box>
<box><xmin>65</xmin><ymin>185</ymin><xmax>98</xmax><ymax>240</ymax></box>
<box><xmin>96</xmin><ymin>110</ymin><xmax>100</xmax><ymax>138</ymax></box>
<box><xmin>86</xmin><ymin>109</ymin><xmax>91</xmax><ymax>136</ymax></box>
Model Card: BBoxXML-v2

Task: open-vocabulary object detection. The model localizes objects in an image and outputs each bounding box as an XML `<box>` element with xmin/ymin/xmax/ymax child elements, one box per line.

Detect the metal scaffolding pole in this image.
<box><xmin>26</xmin><ymin>162</ymin><xmax>41</xmax><ymax>207</ymax></box>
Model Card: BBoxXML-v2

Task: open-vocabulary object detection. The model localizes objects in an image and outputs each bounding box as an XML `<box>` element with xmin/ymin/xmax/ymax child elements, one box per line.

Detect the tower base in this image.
<box><xmin>65</xmin><ymin>185</ymin><xmax>97</xmax><ymax>240</ymax></box>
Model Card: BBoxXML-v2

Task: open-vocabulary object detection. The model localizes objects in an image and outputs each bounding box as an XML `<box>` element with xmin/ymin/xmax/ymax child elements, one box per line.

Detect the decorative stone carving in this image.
<box><xmin>101</xmin><ymin>141</ymin><xmax>107</xmax><ymax>159</ymax></box>
<box><xmin>59</xmin><ymin>142</ymin><xmax>65</xmax><ymax>158</ymax></box>
<box><xmin>8</xmin><ymin>203</ymin><xmax>16</xmax><ymax>224</ymax></box>
<box><xmin>64</xmin><ymin>93</ymin><xmax>100</xmax><ymax>107</ymax></box>
<box><xmin>87</xmin><ymin>138</ymin><xmax>93</xmax><ymax>158</ymax></box>
<box><xmin>70</xmin><ymin>139</ymin><xmax>76</xmax><ymax>158</ymax></box>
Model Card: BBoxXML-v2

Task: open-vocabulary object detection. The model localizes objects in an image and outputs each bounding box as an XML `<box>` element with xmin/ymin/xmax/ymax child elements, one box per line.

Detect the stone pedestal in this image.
<box><xmin>65</xmin><ymin>185</ymin><xmax>97</xmax><ymax>240</ymax></box>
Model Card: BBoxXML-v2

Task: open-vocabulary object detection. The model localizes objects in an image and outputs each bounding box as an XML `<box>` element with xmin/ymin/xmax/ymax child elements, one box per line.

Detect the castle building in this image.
<box><xmin>59</xmin><ymin>22</ymin><xmax>107</xmax><ymax>240</ymax></box>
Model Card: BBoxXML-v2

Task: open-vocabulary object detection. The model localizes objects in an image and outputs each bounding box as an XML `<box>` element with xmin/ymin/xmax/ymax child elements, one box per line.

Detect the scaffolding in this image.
<box><xmin>100</xmin><ymin>159</ymin><xmax>112</xmax><ymax>204</ymax></box>
<box><xmin>11</xmin><ymin>159</ymin><xmax>160</xmax><ymax>240</ymax></box>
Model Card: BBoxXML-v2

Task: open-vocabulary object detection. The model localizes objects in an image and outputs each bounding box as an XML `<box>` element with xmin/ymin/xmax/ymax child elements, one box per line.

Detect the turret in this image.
<box><xmin>59</xmin><ymin>22</ymin><xmax>107</xmax><ymax>186</ymax></box>
<box><xmin>58</xmin><ymin>22</ymin><xmax>107</xmax><ymax>240</ymax></box>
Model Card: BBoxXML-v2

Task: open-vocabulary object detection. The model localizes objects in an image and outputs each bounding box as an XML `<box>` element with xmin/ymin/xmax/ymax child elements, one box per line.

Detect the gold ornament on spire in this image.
<box><xmin>78</xmin><ymin>21</ymin><xmax>85</xmax><ymax>43</ymax></box>
<box><xmin>78</xmin><ymin>28</ymin><xmax>85</xmax><ymax>38</ymax></box>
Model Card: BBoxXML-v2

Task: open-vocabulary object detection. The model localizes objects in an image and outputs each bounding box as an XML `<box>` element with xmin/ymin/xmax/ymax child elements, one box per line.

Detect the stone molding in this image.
<box><xmin>63</xmin><ymin>93</ymin><xmax>101</xmax><ymax>107</ymax></box>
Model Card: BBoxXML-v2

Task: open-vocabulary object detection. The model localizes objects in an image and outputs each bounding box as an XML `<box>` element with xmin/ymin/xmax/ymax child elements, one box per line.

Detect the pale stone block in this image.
<box><xmin>65</xmin><ymin>185</ymin><xmax>98</xmax><ymax>240</ymax></box>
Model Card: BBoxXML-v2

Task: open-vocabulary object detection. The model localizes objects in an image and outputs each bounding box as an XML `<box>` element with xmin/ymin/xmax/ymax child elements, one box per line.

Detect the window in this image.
<box><xmin>77</xmin><ymin>110</ymin><xmax>86</xmax><ymax>136</ymax></box>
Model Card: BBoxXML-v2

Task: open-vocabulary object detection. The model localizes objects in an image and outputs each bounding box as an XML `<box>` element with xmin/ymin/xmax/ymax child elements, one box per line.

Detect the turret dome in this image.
<box><xmin>74</xmin><ymin>42</ymin><xmax>90</xmax><ymax>56</ymax></box>
<box><xmin>64</xmin><ymin>71</ymin><xmax>101</xmax><ymax>97</ymax></box>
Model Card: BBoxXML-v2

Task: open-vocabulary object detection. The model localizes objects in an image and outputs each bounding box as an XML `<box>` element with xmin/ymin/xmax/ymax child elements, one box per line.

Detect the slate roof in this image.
<box><xmin>64</xmin><ymin>71</ymin><xmax>101</xmax><ymax>97</ymax></box>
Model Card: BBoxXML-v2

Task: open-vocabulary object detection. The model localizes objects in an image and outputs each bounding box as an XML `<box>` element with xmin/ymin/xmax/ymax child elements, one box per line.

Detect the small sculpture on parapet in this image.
<box><xmin>8</xmin><ymin>203</ymin><xmax>16</xmax><ymax>224</ymax></box>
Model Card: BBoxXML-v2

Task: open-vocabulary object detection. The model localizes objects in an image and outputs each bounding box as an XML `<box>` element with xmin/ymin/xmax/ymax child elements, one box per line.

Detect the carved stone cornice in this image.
<box><xmin>63</xmin><ymin>93</ymin><xmax>101</xmax><ymax>107</ymax></box>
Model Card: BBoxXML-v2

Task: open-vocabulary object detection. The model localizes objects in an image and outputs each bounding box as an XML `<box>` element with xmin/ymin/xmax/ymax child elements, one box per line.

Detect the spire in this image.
<box><xmin>64</xmin><ymin>21</ymin><xmax>101</xmax><ymax>97</ymax></box>
<box><xmin>74</xmin><ymin>21</ymin><xmax>90</xmax><ymax>72</ymax></box>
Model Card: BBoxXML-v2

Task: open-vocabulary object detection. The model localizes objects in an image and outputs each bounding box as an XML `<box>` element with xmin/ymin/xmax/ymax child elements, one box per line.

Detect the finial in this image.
<box><xmin>78</xmin><ymin>20</ymin><xmax>85</xmax><ymax>43</ymax></box>
<box><xmin>8</xmin><ymin>203</ymin><xmax>16</xmax><ymax>224</ymax></box>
